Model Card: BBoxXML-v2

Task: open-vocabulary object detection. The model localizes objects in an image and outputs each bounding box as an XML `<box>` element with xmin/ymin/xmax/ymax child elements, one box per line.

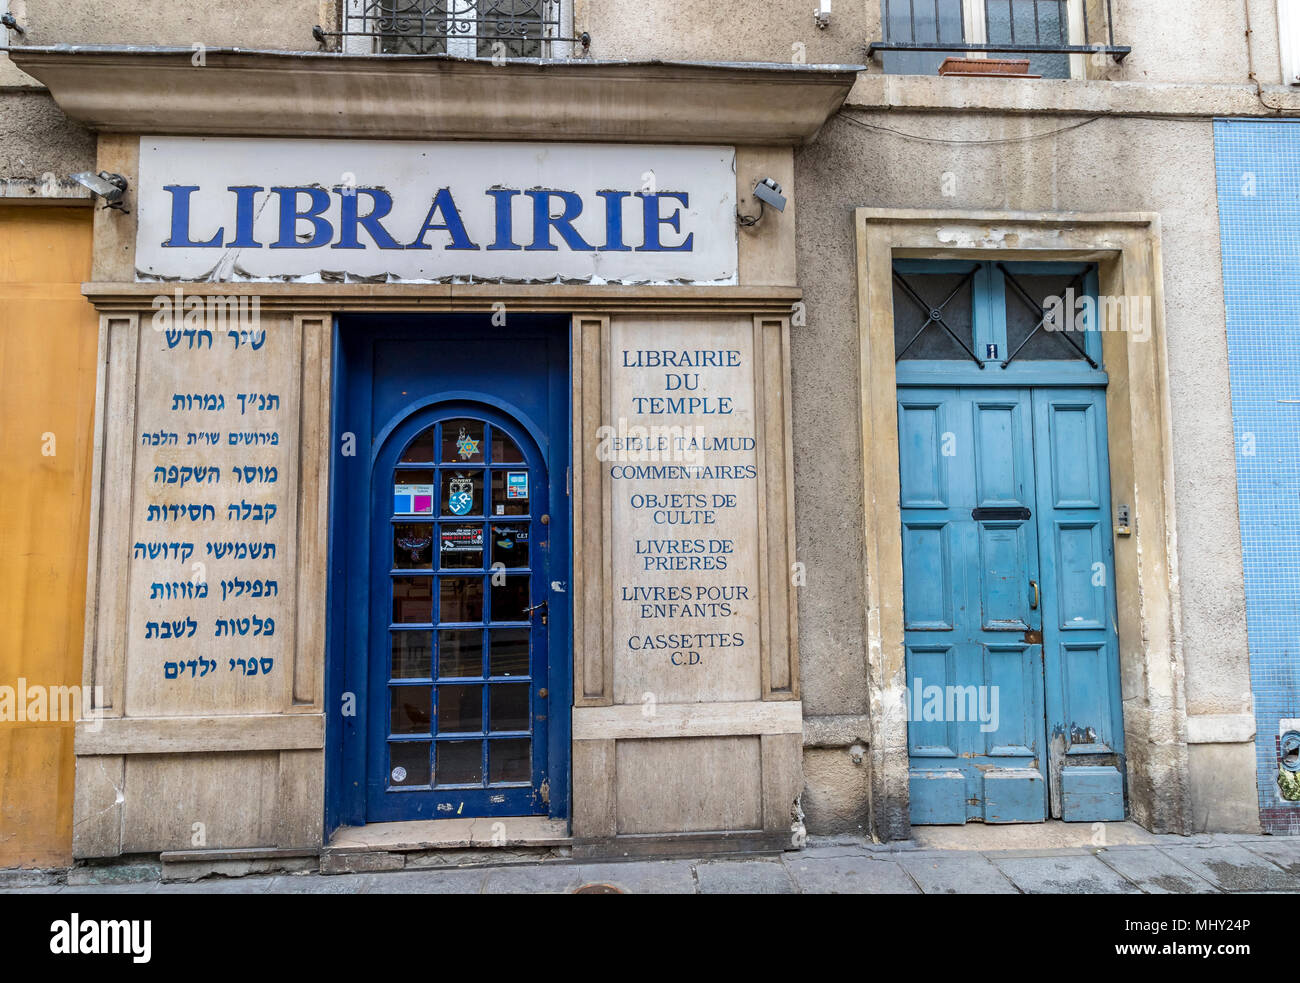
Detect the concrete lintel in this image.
<box><xmin>80</xmin><ymin>282</ymin><xmax>805</xmax><ymax>315</ymax></box>
<box><xmin>0</xmin><ymin>179</ymin><xmax>91</xmax><ymax>200</ymax></box>
<box><xmin>844</xmin><ymin>74</ymin><xmax>1300</xmax><ymax>119</ymax></box>
<box><xmin>10</xmin><ymin>47</ymin><xmax>860</xmax><ymax>145</ymax></box>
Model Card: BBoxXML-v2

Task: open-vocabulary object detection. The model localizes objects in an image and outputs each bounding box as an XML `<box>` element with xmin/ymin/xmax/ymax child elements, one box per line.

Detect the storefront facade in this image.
<box><xmin>8</xmin><ymin>50</ymin><xmax>856</xmax><ymax>863</ymax></box>
<box><xmin>3</xmin><ymin>0</ymin><xmax>1298</xmax><ymax>871</ymax></box>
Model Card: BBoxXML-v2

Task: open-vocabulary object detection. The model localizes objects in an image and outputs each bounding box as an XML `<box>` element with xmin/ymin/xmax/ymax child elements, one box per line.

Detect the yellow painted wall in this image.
<box><xmin>0</xmin><ymin>204</ymin><xmax>97</xmax><ymax>868</ymax></box>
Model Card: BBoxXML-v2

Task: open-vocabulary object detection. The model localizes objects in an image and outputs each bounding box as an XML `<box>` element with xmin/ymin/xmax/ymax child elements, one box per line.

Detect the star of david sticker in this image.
<box><xmin>456</xmin><ymin>429</ymin><xmax>480</xmax><ymax>460</ymax></box>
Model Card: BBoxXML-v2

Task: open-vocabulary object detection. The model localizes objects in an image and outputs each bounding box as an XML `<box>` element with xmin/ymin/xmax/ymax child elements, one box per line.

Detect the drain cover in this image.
<box><xmin>572</xmin><ymin>882</ymin><xmax>625</xmax><ymax>894</ymax></box>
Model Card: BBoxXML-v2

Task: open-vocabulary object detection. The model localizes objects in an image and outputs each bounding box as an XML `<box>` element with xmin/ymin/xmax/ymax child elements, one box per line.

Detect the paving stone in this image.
<box><xmin>319</xmin><ymin>851</ymin><xmax>405</xmax><ymax>875</ymax></box>
<box><xmin>359</xmin><ymin>868</ymin><xmax>488</xmax><ymax>894</ymax></box>
<box><xmin>980</xmin><ymin>848</ymin><xmax>1093</xmax><ymax>859</ymax></box>
<box><xmin>991</xmin><ymin>854</ymin><xmax>1141</xmax><ymax>894</ymax></box>
<box><xmin>795</xmin><ymin>844</ymin><xmax>878</xmax><ymax>860</ymax></box>
<box><xmin>59</xmin><ymin>882</ymin><xmax>161</xmax><ymax>894</ymax></box>
<box><xmin>1094</xmin><ymin>847</ymin><xmax>1218</xmax><ymax>894</ymax></box>
<box><xmin>695</xmin><ymin>859</ymin><xmax>794</xmax><ymax>894</ymax></box>
<box><xmin>156</xmin><ymin>876</ymin><xmax>276</xmax><ymax>893</ymax></box>
<box><xmin>1158</xmin><ymin>844</ymin><xmax>1299</xmax><ymax>893</ymax></box>
<box><xmin>266</xmin><ymin>873</ymin><xmax>370</xmax><ymax>894</ymax></box>
<box><xmin>163</xmin><ymin>857</ymin><xmax>317</xmax><ymax>883</ymax></box>
<box><xmin>784</xmin><ymin>855</ymin><xmax>919</xmax><ymax>894</ymax></box>
<box><xmin>0</xmin><ymin>869</ymin><xmax>63</xmax><ymax>889</ymax></box>
<box><xmin>896</xmin><ymin>853</ymin><xmax>1019</xmax><ymax>894</ymax></box>
<box><xmin>483</xmin><ymin>860</ymin><xmax>696</xmax><ymax>894</ymax></box>
<box><xmin>14</xmin><ymin>834</ymin><xmax>1300</xmax><ymax>894</ymax></box>
<box><xmin>1240</xmin><ymin>838</ymin><xmax>1300</xmax><ymax>877</ymax></box>
<box><xmin>67</xmin><ymin>862</ymin><xmax>161</xmax><ymax>886</ymax></box>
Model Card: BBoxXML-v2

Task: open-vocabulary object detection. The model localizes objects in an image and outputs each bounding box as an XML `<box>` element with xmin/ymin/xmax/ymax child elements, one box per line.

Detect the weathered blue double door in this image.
<box><xmin>900</xmin><ymin>385</ymin><xmax>1125</xmax><ymax>824</ymax></box>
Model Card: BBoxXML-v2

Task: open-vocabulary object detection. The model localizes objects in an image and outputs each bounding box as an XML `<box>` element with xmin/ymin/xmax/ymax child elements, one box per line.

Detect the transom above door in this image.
<box><xmin>892</xmin><ymin>259</ymin><xmax>1105</xmax><ymax>387</ymax></box>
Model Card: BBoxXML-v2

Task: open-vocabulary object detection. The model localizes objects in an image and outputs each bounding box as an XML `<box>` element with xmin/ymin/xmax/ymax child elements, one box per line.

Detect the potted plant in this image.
<box><xmin>939</xmin><ymin>57</ymin><xmax>1040</xmax><ymax>78</ymax></box>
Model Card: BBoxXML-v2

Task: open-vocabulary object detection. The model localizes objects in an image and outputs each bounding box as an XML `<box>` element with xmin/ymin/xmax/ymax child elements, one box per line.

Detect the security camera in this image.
<box><xmin>72</xmin><ymin>171</ymin><xmax>130</xmax><ymax>212</ymax></box>
<box><xmin>0</xmin><ymin>12</ymin><xmax>24</xmax><ymax>35</ymax></box>
<box><xmin>737</xmin><ymin>177</ymin><xmax>787</xmax><ymax>227</ymax></box>
<box><xmin>753</xmin><ymin>178</ymin><xmax>787</xmax><ymax>213</ymax></box>
<box><xmin>813</xmin><ymin>0</ymin><xmax>831</xmax><ymax>29</ymax></box>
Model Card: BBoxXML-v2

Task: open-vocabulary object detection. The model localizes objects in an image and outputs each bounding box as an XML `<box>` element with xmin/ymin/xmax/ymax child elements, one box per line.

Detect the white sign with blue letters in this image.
<box><xmin>135</xmin><ymin>137</ymin><xmax>739</xmax><ymax>284</ymax></box>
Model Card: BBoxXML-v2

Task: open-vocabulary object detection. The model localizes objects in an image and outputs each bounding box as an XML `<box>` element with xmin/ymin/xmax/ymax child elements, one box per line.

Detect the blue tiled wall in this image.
<box><xmin>1214</xmin><ymin>118</ymin><xmax>1300</xmax><ymax>834</ymax></box>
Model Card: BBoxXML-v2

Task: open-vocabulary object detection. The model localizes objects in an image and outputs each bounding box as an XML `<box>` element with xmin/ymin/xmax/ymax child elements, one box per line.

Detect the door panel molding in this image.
<box><xmin>1032</xmin><ymin>387</ymin><xmax>1125</xmax><ymax>820</ymax></box>
<box><xmin>899</xmin><ymin>384</ymin><xmax>1046</xmax><ymax>824</ymax></box>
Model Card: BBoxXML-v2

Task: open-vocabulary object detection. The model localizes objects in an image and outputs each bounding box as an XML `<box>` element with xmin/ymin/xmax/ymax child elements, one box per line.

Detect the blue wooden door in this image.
<box><xmin>900</xmin><ymin>385</ymin><xmax>1124</xmax><ymax>824</ymax></box>
<box><xmin>329</xmin><ymin>316</ymin><xmax>570</xmax><ymax>829</ymax></box>
<box><xmin>368</xmin><ymin>404</ymin><xmax>550</xmax><ymax>820</ymax></box>
<box><xmin>900</xmin><ymin>387</ymin><xmax>1047</xmax><ymax>823</ymax></box>
<box><xmin>1031</xmin><ymin>389</ymin><xmax>1126</xmax><ymax>821</ymax></box>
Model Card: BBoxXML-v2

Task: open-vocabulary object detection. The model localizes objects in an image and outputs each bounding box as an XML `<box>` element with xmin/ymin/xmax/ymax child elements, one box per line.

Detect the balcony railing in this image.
<box><xmin>314</xmin><ymin>0</ymin><xmax>589</xmax><ymax>59</ymax></box>
<box><xmin>869</xmin><ymin>0</ymin><xmax>1130</xmax><ymax>76</ymax></box>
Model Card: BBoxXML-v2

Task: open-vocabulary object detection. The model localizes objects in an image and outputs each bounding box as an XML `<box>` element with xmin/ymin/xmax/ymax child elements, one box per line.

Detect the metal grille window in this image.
<box><xmin>893</xmin><ymin>266</ymin><xmax>979</xmax><ymax>362</ymax></box>
<box><xmin>872</xmin><ymin>0</ymin><xmax>1128</xmax><ymax>77</ymax></box>
<box><xmin>891</xmin><ymin>260</ymin><xmax>1103</xmax><ymax>373</ymax></box>
<box><xmin>317</xmin><ymin>0</ymin><xmax>586</xmax><ymax>59</ymax></box>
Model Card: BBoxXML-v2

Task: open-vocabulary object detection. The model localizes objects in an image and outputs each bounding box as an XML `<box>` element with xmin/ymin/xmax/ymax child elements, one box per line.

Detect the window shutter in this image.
<box><xmin>1281</xmin><ymin>0</ymin><xmax>1300</xmax><ymax>85</ymax></box>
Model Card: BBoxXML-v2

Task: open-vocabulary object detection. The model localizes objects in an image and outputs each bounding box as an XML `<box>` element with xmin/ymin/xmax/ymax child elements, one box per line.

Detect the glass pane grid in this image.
<box><xmin>387</xmin><ymin>416</ymin><xmax>535</xmax><ymax>792</ymax></box>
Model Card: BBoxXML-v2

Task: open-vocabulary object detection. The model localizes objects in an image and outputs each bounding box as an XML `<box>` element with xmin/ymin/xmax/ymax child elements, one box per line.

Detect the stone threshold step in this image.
<box><xmin>161</xmin><ymin>846</ymin><xmax>320</xmax><ymax>864</ymax></box>
<box><xmin>326</xmin><ymin>817</ymin><xmax>571</xmax><ymax>854</ymax></box>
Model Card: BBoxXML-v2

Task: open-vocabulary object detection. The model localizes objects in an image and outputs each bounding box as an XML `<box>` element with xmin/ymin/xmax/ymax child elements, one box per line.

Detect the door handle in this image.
<box><xmin>524</xmin><ymin>599</ymin><xmax>548</xmax><ymax>624</ymax></box>
<box><xmin>1029</xmin><ymin>580</ymin><xmax>1040</xmax><ymax>610</ymax></box>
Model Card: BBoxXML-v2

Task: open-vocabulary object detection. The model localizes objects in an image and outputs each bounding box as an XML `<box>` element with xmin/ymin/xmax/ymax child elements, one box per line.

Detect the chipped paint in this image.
<box><xmin>934</xmin><ymin>226</ymin><xmax>1026</xmax><ymax>249</ymax></box>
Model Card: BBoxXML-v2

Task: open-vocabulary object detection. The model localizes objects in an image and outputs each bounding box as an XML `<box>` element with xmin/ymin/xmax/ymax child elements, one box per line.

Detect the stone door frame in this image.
<box><xmin>855</xmin><ymin>208</ymin><xmax>1191</xmax><ymax>840</ymax></box>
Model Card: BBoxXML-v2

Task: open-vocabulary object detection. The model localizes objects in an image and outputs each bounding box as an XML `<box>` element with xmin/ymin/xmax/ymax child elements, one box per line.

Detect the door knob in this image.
<box><xmin>1029</xmin><ymin>580</ymin><xmax>1040</xmax><ymax>610</ymax></box>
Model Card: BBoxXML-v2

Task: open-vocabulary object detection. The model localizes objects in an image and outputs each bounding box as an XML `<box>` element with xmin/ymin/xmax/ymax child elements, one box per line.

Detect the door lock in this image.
<box><xmin>1029</xmin><ymin>580</ymin><xmax>1040</xmax><ymax>610</ymax></box>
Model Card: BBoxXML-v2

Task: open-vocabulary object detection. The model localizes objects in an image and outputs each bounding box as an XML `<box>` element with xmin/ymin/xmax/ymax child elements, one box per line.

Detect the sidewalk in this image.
<box><xmin>4</xmin><ymin>825</ymin><xmax>1299</xmax><ymax>894</ymax></box>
